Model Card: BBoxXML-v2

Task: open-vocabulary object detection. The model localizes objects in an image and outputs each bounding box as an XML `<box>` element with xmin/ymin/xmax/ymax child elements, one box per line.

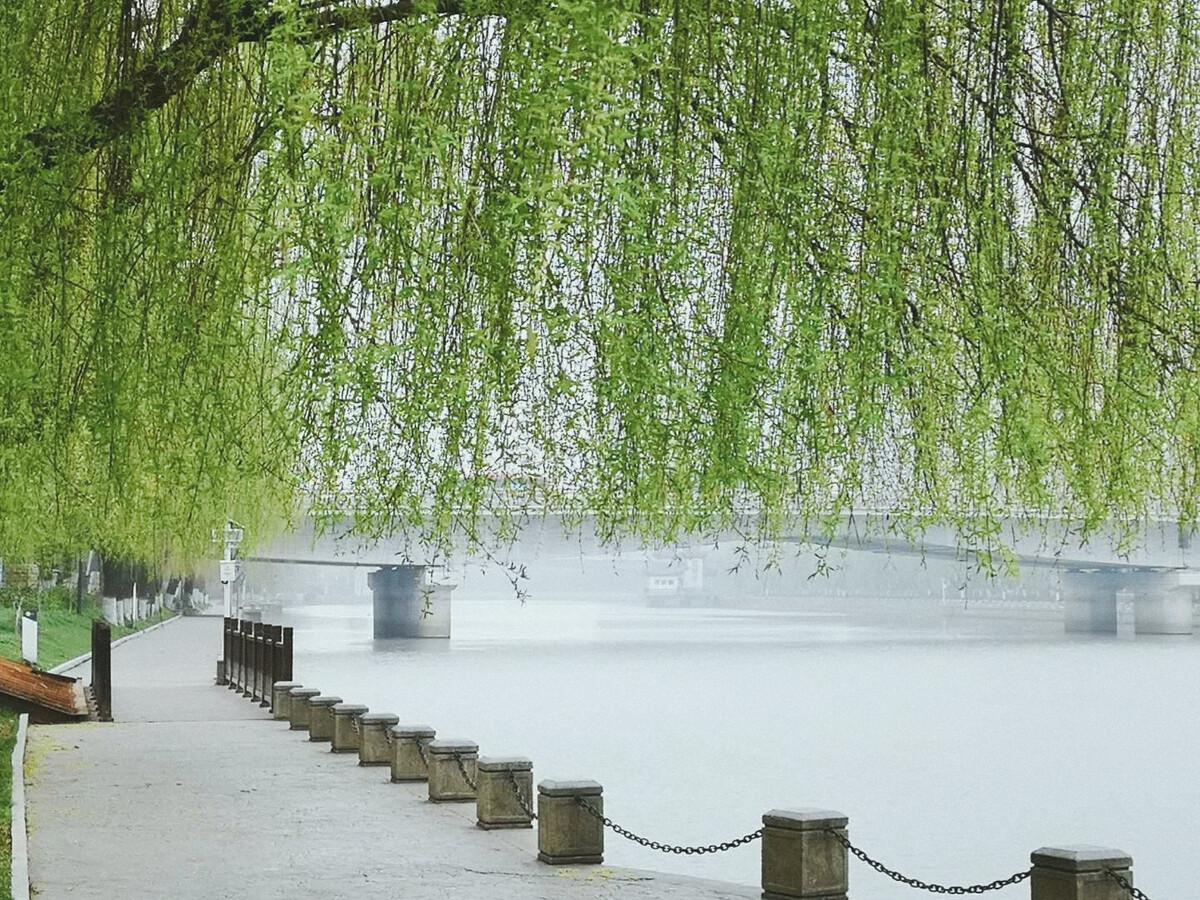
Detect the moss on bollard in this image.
<box><xmin>390</xmin><ymin>725</ymin><xmax>435</xmax><ymax>782</ymax></box>
<box><xmin>761</xmin><ymin>809</ymin><xmax>848</xmax><ymax>900</ymax></box>
<box><xmin>357</xmin><ymin>713</ymin><xmax>399</xmax><ymax>765</ymax></box>
<box><xmin>330</xmin><ymin>704</ymin><xmax>368</xmax><ymax>753</ymax></box>
<box><xmin>307</xmin><ymin>695</ymin><xmax>342</xmax><ymax>742</ymax></box>
<box><xmin>271</xmin><ymin>682</ymin><xmax>302</xmax><ymax>721</ymax></box>
<box><xmin>536</xmin><ymin>780</ymin><xmax>603</xmax><ymax>865</ymax></box>
<box><xmin>1030</xmin><ymin>847</ymin><xmax>1133</xmax><ymax>900</ymax></box>
<box><xmin>427</xmin><ymin>740</ymin><xmax>478</xmax><ymax>802</ymax></box>
<box><xmin>287</xmin><ymin>688</ymin><xmax>320</xmax><ymax>731</ymax></box>
<box><xmin>475</xmin><ymin>757</ymin><xmax>533</xmax><ymax>829</ymax></box>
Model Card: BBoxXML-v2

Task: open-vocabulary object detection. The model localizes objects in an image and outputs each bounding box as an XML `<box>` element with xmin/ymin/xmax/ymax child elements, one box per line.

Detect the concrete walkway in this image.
<box><xmin>25</xmin><ymin>618</ymin><xmax>757</xmax><ymax>899</ymax></box>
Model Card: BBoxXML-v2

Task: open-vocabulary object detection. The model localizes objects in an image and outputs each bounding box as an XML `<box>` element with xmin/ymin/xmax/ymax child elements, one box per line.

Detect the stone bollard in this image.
<box><xmin>476</xmin><ymin>757</ymin><xmax>533</xmax><ymax>829</ymax></box>
<box><xmin>427</xmin><ymin>740</ymin><xmax>479</xmax><ymax>802</ymax></box>
<box><xmin>1030</xmin><ymin>846</ymin><xmax>1133</xmax><ymax>900</ymax></box>
<box><xmin>271</xmin><ymin>682</ymin><xmax>303</xmax><ymax>721</ymax></box>
<box><xmin>287</xmin><ymin>688</ymin><xmax>321</xmax><ymax>731</ymax></box>
<box><xmin>216</xmin><ymin>658</ymin><xmax>227</xmax><ymax>685</ymax></box>
<box><xmin>390</xmin><ymin>725</ymin><xmax>435</xmax><ymax>782</ymax></box>
<box><xmin>331</xmin><ymin>704</ymin><xmax>369</xmax><ymax>753</ymax></box>
<box><xmin>536</xmin><ymin>780</ymin><xmax>604</xmax><ymax>865</ymax></box>
<box><xmin>307</xmin><ymin>695</ymin><xmax>343</xmax><ymax>742</ymax></box>
<box><xmin>761</xmin><ymin>809</ymin><xmax>848</xmax><ymax>900</ymax></box>
<box><xmin>357</xmin><ymin>713</ymin><xmax>400</xmax><ymax>765</ymax></box>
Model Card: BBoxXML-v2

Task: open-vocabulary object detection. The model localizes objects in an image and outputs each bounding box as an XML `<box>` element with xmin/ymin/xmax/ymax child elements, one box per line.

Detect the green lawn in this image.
<box><xmin>0</xmin><ymin>605</ymin><xmax>172</xmax><ymax>671</ymax></box>
<box><xmin>0</xmin><ymin>603</ymin><xmax>177</xmax><ymax>899</ymax></box>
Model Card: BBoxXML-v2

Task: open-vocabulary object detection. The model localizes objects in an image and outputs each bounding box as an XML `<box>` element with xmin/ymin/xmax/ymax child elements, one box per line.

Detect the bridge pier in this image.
<box><xmin>1132</xmin><ymin>579</ymin><xmax>1194</xmax><ymax>636</ymax></box>
<box><xmin>368</xmin><ymin>565</ymin><xmax>454</xmax><ymax>639</ymax></box>
<box><xmin>1061</xmin><ymin>570</ymin><xmax>1194</xmax><ymax>635</ymax></box>
<box><xmin>1061</xmin><ymin>572</ymin><xmax>1120</xmax><ymax>634</ymax></box>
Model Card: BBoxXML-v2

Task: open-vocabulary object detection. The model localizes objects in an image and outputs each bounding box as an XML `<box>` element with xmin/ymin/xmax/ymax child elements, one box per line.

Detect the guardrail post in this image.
<box><xmin>1030</xmin><ymin>847</ymin><xmax>1133</xmax><ymax>900</ymax></box>
<box><xmin>427</xmin><ymin>740</ymin><xmax>478</xmax><ymax>801</ymax></box>
<box><xmin>536</xmin><ymin>780</ymin><xmax>603</xmax><ymax>865</ymax></box>
<box><xmin>331</xmin><ymin>704</ymin><xmax>370</xmax><ymax>752</ymax></box>
<box><xmin>227</xmin><ymin>618</ymin><xmax>239</xmax><ymax>690</ymax></box>
<box><xmin>90</xmin><ymin>619</ymin><xmax>112</xmax><ymax>722</ymax></box>
<box><xmin>307</xmin><ymin>695</ymin><xmax>343</xmax><ymax>741</ymax></box>
<box><xmin>259</xmin><ymin>625</ymin><xmax>276</xmax><ymax>708</ymax></box>
<box><xmin>217</xmin><ymin>617</ymin><xmax>231</xmax><ymax>685</ymax></box>
<box><xmin>761</xmin><ymin>809</ymin><xmax>848</xmax><ymax>900</ymax></box>
<box><xmin>358</xmin><ymin>713</ymin><xmax>400</xmax><ymax>765</ymax></box>
<box><xmin>281</xmin><ymin>626</ymin><xmax>294</xmax><ymax>682</ymax></box>
<box><xmin>476</xmin><ymin>757</ymin><xmax>533</xmax><ymax>829</ymax></box>
<box><xmin>249</xmin><ymin>622</ymin><xmax>263</xmax><ymax>701</ymax></box>
<box><xmin>288</xmin><ymin>687</ymin><xmax>321</xmax><ymax>730</ymax></box>
<box><xmin>272</xmin><ymin>682</ymin><xmax>303</xmax><ymax>721</ymax></box>
<box><xmin>258</xmin><ymin>623</ymin><xmax>270</xmax><ymax>705</ymax></box>
<box><xmin>240</xmin><ymin>621</ymin><xmax>252</xmax><ymax>695</ymax></box>
<box><xmin>390</xmin><ymin>725</ymin><xmax>435</xmax><ymax>780</ymax></box>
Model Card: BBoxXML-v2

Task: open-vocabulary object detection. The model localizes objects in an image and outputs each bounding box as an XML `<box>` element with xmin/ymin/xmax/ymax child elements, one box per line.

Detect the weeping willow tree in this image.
<box><xmin>0</xmin><ymin>0</ymin><xmax>1198</xmax><ymax>567</ymax></box>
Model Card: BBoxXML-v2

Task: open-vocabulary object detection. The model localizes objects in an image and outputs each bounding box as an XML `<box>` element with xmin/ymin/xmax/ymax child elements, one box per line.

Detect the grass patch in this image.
<box><xmin>0</xmin><ymin>710</ymin><xmax>15</xmax><ymax>898</ymax></box>
<box><xmin>0</xmin><ymin>603</ymin><xmax>174</xmax><ymax>671</ymax></box>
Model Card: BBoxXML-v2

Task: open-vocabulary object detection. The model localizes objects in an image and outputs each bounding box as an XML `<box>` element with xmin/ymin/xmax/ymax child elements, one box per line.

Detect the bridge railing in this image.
<box><xmin>214</xmin><ymin>618</ymin><xmax>1151</xmax><ymax>900</ymax></box>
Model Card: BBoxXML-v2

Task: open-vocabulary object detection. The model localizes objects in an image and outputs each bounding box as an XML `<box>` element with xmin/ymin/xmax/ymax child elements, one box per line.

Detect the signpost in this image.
<box><xmin>20</xmin><ymin>609</ymin><xmax>38</xmax><ymax>665</ymax></box>
<box><xmin>213</xmin><ymin>521</ymin><xmax>245</xmax><ymax>618</ymax></box>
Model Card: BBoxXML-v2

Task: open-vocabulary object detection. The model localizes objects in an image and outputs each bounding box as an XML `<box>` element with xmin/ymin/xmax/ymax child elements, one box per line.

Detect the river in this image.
<box><xmin>280</xmin><ymin>599</ymin><xmax>1197</xmax><ymax>898</ymax></box>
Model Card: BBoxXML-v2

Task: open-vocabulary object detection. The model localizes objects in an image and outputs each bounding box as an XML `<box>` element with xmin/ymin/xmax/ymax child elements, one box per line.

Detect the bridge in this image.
<box><xmin>237</xmin><ymin>511</ymin><xmax>1199</xmax><ymax>637</ymax></box>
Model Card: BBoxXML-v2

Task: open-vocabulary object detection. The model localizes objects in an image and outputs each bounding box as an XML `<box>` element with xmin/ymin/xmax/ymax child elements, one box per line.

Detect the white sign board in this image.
<box><xmin>21</xmin><ymin>613</ymin><xmax>38</xmax><ymax>665</ymax></box>
<box><xmin>219</xmin><ymin>560</ymin><xmax>240</xmax><ymax>584</ymax></box>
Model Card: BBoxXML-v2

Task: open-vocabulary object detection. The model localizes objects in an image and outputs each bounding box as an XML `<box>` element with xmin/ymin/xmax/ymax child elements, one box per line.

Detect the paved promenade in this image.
<box><xmin>25</xmin><ymin>617</ymin><xmax>757</xmax><ymax>899</ymax></box>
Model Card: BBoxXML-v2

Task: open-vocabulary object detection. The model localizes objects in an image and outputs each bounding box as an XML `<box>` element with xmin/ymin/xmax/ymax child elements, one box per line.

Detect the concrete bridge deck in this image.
<box><xmin>24</xmin><ymin>617</ymin><xmax>756</xmax><ymax>899</ymax></box>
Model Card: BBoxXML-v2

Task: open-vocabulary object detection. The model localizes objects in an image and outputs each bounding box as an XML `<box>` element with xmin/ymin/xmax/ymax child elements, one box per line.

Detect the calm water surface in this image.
<box><xmin>282</xmin><ymin>600</ymin><xmax>1198</xmax><ymax>898</ymax></box>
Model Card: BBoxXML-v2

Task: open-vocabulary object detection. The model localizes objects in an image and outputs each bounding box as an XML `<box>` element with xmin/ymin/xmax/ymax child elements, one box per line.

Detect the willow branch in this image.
<box><xmin>13</xmin><ymin>0</ymin><xmax>469</xmax><ymax>175</ymax></box>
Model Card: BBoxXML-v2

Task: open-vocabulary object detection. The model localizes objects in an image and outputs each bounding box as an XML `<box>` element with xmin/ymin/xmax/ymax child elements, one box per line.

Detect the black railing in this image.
<box><xmin>223</xmin><ymin>617</ymin><xmax>292</xmax><ymax>709</ymax></box>
<box><xmin>91</xmin><ymin>619</ymin><xmax>112</xmax><ymax>721</ymax></box>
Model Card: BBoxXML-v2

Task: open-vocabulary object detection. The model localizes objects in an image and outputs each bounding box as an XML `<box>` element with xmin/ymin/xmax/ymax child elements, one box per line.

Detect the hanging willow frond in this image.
<box><xmin>1</xmin><ymin>0</ymin><xmax>1197</xmax><ymax>566</ymax></box>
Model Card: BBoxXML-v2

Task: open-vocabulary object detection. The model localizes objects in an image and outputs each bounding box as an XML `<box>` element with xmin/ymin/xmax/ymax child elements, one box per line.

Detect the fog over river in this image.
<box><xmin>280</xmin><ymin>599</ymin><xmax>1198</xmax><ymax>898</ymax></box>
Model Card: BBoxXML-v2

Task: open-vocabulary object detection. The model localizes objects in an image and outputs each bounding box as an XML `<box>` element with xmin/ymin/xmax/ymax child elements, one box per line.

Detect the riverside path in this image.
<box><xmin>24</xmin><ymin>616</ymin><xmax>757</xmax><ymax>899</ymax></box>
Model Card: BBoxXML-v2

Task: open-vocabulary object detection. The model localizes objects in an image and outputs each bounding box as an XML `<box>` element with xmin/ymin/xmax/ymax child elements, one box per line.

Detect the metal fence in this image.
<box><xmin>223</xmin><ymin>617</ymin><xmax>292</xmax><ymax>708</ymax></box>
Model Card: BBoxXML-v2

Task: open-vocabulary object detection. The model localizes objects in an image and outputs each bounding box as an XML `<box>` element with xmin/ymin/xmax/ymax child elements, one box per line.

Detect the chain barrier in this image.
<box><xmin>1106</xmin><ymin>868</ymin><xmax>1153</xmax><ymax>900</ymax></box>
<box><xmin>453</xmin><ymin>753</ymin><xmax>478</xmax><ymax>791</ymax></box>
<box><xmin>575</xmin><ymin>799</ymin><xmax>762</xmax><ymax>855</ymax></box>
<box><xmin>506</xmin><ymin>771</ymin><xmax>537</xmax><ymax>820</ymax></box>
<box><xmin>383</xmin><ymin>727</ymin><xmax>394</xmax><ymax>746</ymax></box>
<box><xmin>416</xmin><ymin>740</ymin><xmax>429</xmax><ymax>767</ymax></box>
<box><xmin>825</xmin><ymin>830</ymin><xmax>1030</xmax><ymax>894</ymax></box>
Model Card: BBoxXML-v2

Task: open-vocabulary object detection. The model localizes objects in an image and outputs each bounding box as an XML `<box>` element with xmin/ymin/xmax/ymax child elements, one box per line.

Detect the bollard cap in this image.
<box><xmin>763</xmin><ymin>809</ymin><xmax>849</xmax><ymax>831</ymax></box>
<box><xmin>538</xmin><ymin>779</ymin><xmax>602</xmax><ymax>797</ymax></box>
<box><xmin>288</xmin><ymin>688</ymin><xmax>321</xmax><ymax>698</ymax></box>
<box><xmin>359</xmin><ymin>712</ymin><xmax>399</xmax><ymax>726</ymax></box>
<box><xmin>391</xmin><ymin>725</ymin><xmax>435</xmax><ymax>738</ymax></box>
<box><xmin>478</xmin><ymin>756</ymin><xmax>532</xmax><ymax>772</ymax></box>
<box><xmin>1031</xmin><ymin>846</ymin><xmax>1132</xmax><ymax>872</ymax></box>
<box><xmin>428</xmin><ymin>739</ymin><xmax>478</xmax><ymax>755</ymax></box>
<box><xmin>272</xmin><ymin>682</ymin><xmax>303</xmax><ymax>690</ymax></box>
<box><xmin>332</xmin><ymin>703</ymin><xmax>369</xmax><ymax>716</ymax></box>
<box><xmin>309</xmin><ymin>695</ymin><xmax>343</xmax><ymax>707</ymax></box>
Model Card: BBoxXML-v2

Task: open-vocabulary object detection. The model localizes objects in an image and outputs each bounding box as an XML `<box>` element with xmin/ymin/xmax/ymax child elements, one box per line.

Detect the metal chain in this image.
<box><xmin>383</xmin><ymin>728</ymin><xmax>394</xmax><ymax>746</ymax></box>
<box><xmin>575</xmin><ymin>799</ymin><xmax>762</xmax><ymax>855</ymax></box>
<box><xmin>416</xmin><ymin>740</ymin><xmax>429</xmax><ymax>767</ymax></box>
<box><xmin>453</xmin><ymin>753</ymin><xmax>478</xmax><ymax>791</ymax></box>
<box><xmin>1106</xmin><ymin>868</ymin><xmax>1153</xmax><ymax>900</ymax></box>
<box><xmin>826</xmin><ymin>829</ymin><xmax>1031</xmax><ymax>894</ymax></box>
<box><xmin>506</xmin><ymin>770</ymin><xmax>537</xmax><ymax>820</ymax></box>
